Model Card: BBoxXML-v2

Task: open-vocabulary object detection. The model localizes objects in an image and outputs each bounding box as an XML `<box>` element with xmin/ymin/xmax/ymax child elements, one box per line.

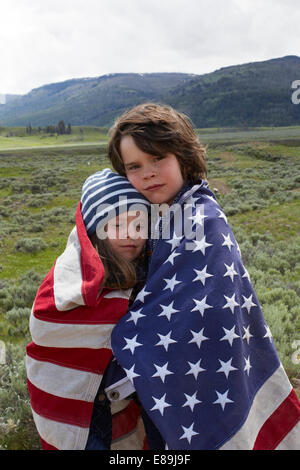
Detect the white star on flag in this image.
<box><xmin>220</xmin><ymin>325</ymin><xmax>240</xmax><ymax>346</ymax></box>
<box><xmin>222</xmin><ymin>233</ymin><xmax>235</xmax><ymax>251</ymax></box>
<box><xmin>263</xmin><ymin>325</ymin><xmax>273</xmax><ymax>342</ymax></box>
<box><xmin>244</xmin><ymin>356</ymin><xmax>252</xmax><ymax>376</ymax></box>
<box><xmin>223</xmin><ymin>293</ymin><xmax>239</xmax><ymax>314</ymax></box>
<box><xmin>189</xmin><ymin>210</ymin><xmax>207</xmax><ymax>227</ymax></box>
<box><xmin>152</xmin><ymin>362</ymin><xmax>174</xmax><ymax>383</ymax></box>
<box><xmin>242</xmin><ymin>325</ymin><xmax>254</xmax><ymax>344</ymax></box>
<box><xmin>155</xmin><ymin>331</ymin><xmax>177</xmax><ymax>351</ymax></box>
<box><xmin>205</xmin><ymin>194</ymin><xmax>218</xmax><ymax>204</ymax></box>
<box><xmin>182</xmin><ymin>392</ymin><xmax>202</xmax><ymax>412</ymax></box>
<box><xmin>192</xmin><ymin>235</ymin><xmax>213</xmax><ymax>255</ymax></box>
<box><xmin>242</xmin><ymin>268</ymin><xmax>251</xmax><ymax>281</ymax></box>
<box><xmin>163</xmin><ymin>273</ymin><xmax>182</xmax><ymax>292</ymax></box>
<box><xmin>185</xmin><ymin>196</ymin><xmax>199</xmax><ymax>207</ymax></box>
<box><xmin>192</xmin><ymin>265</ymin><xmax>213</xmax><ymax>286</ymax></box>
<box><xmin>151</xmin><ymin>393</ymin><xmax>171</xmax><ymax>415</ymax></box>
<box><xmin>158</xmin><ymin>301</ymin><xmax>179</xmax><ymax>321</ymax></box>
<box><xmin>164</xmin><ymin>251</ymin><xmax>181</xmax><ymax>266</ymax></box>
<box><xmin>188</xmin><ymin>328</ymin><xmax>209</xmax><ymax>349</ymax></box>
<box><xmin>191</xmin><ymin>295</ymin><xmax>213</xmax><ymax>317</ymax></box>
<box><xmin>166</xmin><ymin>235</ymin><xmax>182</xmax><ymax>250</ymax></box>
<box><xmin>126</xmin><ymin>308</ymin><xmax>145</xmax><ymax>325</ymax></box>
<box><xmin>185</xmin><ymin>359</ymin><xmax>206</xmax><ymax>380</ymax></box>
<box><xmin>213</xmin><ymin>389</ymin><xmax>234</xmax><ymax>410</ymax></box>
<box><xmin>223</xmin><ymin>262</ymin><xmax>238</xmax><ymax>282</ymax></box>
<box><xmin>135</xmin><ymin>286</ymin><xmax>151</xmax><ymax>303</ymax></box>
<box><xmin>216</xmin><ymin>208</ymin><xmax>228</xmax><ymax>224</ymax></box>
<box><xmin>122</xmin><ymin>334</ymin><xmax>143</xmax><ymax>354</ymax></box>
<box><xmin>217</xmin><ymin>358</ymin><xmax>238</xmax><ymax>378</ymax></box>
<box><xmin>241</xmin><ymin>294</ymin><xmax>257</xmax><ymax>313</ymax></box>
<box><xmin>124</xmin><ymin>364</ymin><xmax>140</xmax><ymax>382</ymax></box>
<box><xmin>179</xmin><ymin>423</ymin><xmax>199</xmax><ymax>444</ymax></box>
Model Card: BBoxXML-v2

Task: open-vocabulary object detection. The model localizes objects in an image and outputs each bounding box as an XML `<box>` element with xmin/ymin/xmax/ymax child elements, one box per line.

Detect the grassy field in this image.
<box><xmin>0</xmin><ymin>126</ymin><xmax>108</xmax><ymax>150</ymax></box>
<box><xmin>0</xmin><ymin>126</ymin><xmax>299</xmax><ymax>449</ymax></box>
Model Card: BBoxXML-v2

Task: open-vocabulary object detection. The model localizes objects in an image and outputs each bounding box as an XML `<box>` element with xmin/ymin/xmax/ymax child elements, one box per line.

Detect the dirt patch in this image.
<box><xmin>208</xmin><ymin>179</ymin><xmax>231</xmax><ymax>195</ymax></box>
<box><xmin>291</xmin><ymin>377</ymin><xmax>300</xmax><ymax>398</ymax></box>
<box><xmin>220</xmin><ymin>151</ymin><xmax>236</xmax><ymax>163</ymax></box>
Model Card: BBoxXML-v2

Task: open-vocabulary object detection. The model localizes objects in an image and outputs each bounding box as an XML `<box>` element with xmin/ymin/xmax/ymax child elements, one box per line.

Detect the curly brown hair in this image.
<box><xmin>107</xmin><ymin>102</ymin><xmax>207</xmax><ymax>184</ymax></box>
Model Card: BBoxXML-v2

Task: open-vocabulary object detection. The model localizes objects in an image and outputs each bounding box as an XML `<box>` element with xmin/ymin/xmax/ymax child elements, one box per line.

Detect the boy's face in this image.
<box><xmin>120</xmin><ymin>135</ymin><xmax>184</xmax><ymax>205</ymax></box>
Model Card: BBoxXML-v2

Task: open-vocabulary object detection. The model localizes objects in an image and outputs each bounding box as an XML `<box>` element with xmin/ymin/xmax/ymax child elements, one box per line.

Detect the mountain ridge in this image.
<box><xmin>0</xmin><ymin>56</ymin><xmax>299</xmax><ymax>127</ymax></box>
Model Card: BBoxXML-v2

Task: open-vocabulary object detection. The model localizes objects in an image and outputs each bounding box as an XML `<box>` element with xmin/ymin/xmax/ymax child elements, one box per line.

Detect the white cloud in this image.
<box><xmin>0</xmin><ymin>0</ymin><xmax>299</xmax><ymax>95</ymax></box>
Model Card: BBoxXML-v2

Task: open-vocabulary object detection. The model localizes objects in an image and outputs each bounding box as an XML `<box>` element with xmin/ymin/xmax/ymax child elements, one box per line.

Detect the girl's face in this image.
<box><xmin>105</xmin><ymin>211</ymin><xmax>147</xmax><ymax>261</ymax></box>
<box><xmin>120</xmin><ymin>135</ymin><xmax>184</xmax><ymax>205</ymax></box>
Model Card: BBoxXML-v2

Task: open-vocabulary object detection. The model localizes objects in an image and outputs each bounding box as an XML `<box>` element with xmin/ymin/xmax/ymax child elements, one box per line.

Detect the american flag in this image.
<box><xmin>26</xmin><ymin>202</ymin><xmax>147</xmax><ymax>450</ymax></box>
<box><xmin>111</xmin><ymin>182</ymin><xmax>300</xmax><ymax>450</ymax></box>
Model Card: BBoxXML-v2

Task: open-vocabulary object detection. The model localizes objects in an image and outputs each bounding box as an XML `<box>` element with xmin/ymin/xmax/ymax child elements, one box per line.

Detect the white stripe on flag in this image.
<box><xmin>53</xmin><ymin>227</ymin><xmax>84</xmax><ymax>311</ymax></box>
<box><xmin>26</xmin><ymin>355</ymin><xmax>102</xmax><ymax>402</ymax></box>
<box><xmin>220</xmin><ymin>364</ymin><xmax>292</xmax><ymax>450</ymax></box>
<box><xmin>29</xmin><ymin>314</ymin><xmax>114</xmax><ymax>349</ymax></box>
<box><xmin>103</xmin><ymin>288</ymin><xmax>132</xmax><ymax>299</ymax></box>
<box><xmin>275</xmin><ymin>420</ymin><xmax>300</xmax><ymax>450</ymax></box>
<box><xmin>31</xmin><ymin>409</ymin><xmax>89</xmax><ymax>450</ymax></box>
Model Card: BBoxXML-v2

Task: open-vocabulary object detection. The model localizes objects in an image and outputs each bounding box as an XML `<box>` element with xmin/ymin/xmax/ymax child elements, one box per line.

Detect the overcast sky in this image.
<box><xmin>1</xmin><ymin>0</ymin><xmax>299</xmax><ymax>95</ymax></box>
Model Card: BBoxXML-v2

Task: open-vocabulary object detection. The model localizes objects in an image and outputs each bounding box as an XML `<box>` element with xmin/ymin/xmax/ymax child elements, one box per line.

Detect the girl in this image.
<box><xmin>107</xmin><ymin>103</ymin><xmax>300</xmax><ymax>450</ymax></box>
<box><xmin>26</xmin><ymin>168</ymin><xmax>157</xmax><ymax>450</ymax></box>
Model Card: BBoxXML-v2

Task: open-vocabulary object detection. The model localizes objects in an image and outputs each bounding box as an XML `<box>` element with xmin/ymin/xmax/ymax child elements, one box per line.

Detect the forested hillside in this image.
<box><xmin>0</xmin><ymin>56</ymin><xmax>300</xmax><ymax>127</ymax></box>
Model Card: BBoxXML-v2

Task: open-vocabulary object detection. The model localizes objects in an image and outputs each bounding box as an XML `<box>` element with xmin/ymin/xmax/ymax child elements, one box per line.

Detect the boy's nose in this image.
<box><xmin>142</xmin><ymin>163</ymin><xmax>156</xmax><ymax>179</ymax></box>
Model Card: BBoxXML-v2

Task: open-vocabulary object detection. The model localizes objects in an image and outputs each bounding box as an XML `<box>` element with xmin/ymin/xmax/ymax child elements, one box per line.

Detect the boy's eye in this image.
<box><xmin>127</xmin><ymin>164</ymin><xmax>139</xmax><ymax>171</ymax></box>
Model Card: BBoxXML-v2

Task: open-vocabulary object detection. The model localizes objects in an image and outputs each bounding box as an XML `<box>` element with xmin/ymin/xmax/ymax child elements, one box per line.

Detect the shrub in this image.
<box><xmin>14</xmin><ymin>238</ymin><xmax>47</xmax><ymax>254</ymax></box>
<box><xmin>5</xmin><ymin>308</ymin><xmax>31</xmax><ymax>338</ymax></box>
<box><xmin>0</xmin><ymin>343</ymin><xmax>41</xmax><ymax>450</ymax></box>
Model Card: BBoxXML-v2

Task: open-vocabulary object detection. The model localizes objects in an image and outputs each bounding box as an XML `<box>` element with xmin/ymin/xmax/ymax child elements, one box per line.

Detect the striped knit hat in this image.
<box><xmin>81</xmin><ymin>168</ymin><xmax>150</xmax><ymax>236</ymax></box>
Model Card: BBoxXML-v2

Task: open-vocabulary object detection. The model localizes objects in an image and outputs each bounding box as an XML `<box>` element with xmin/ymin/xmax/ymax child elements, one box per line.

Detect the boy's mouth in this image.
<box><xmin>145</xmin><ymin>183</ymin><xmax>164</xmax><ymax>191</ymax></box>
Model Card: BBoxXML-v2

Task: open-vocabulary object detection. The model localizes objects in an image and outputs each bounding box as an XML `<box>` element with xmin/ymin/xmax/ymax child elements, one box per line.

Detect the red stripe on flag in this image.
<box><xmin>40</xmin><ymin>437</ymin><xmax>58</xmax><ymax>450</ymax></box>
<box><xmin>253</xmin><ymin>389</ymin><xmax>300</xmax><ymax>450</ymax></box>
<box><xmin>76</xmin><ymin>201</ymin><xmax>105</xmax><ymax>306</ymax></box>
<box><xmin>112</xmin><ymin>400</ymin><xmax>141</xmax><ymax>441</ymax></box>
<box><xmin>27</xmin><ymin>379</ymin><xmax>93</xmax><ymax>427</ymax></box>
<box><xmin>34</xmin><ymin>296</ymin><xmax>129</xmax><ymax>324</ymax></box>
<box><xmin>26</xmin><ymin>341</ymin><xmax>112</xmax><ymax>374</ymax></box>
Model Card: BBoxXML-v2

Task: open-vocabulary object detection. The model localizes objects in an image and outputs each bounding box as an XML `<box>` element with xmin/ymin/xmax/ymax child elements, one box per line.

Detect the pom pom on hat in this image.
<box><xmin>81</xmin><ymin>168</ymin><xmax>150</xmax><ymax>236</ymax></box>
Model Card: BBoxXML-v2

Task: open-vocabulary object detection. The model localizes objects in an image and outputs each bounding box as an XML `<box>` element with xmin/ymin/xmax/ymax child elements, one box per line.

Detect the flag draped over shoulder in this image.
<box><xmin>111</xmin><ymin>181</ymin><xmax>300</xmax><ymax>450</ymax></box>
<box><xmin>26</xmin><ymin>202</ymin><xmax>146</xmax><ymax>450</ymax></box>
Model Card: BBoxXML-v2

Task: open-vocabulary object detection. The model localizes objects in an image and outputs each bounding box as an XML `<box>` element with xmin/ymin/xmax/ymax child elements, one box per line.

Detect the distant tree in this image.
<box><xmin>26</xmin><ymin>124</ymin><xmax>32</xmax><ymax>135</ymax></box>
<box><xmin>66</xmin><ymin>123</ymin><xmax>72</xmax><ymax>134</ymax></box>
<box><xmin>45</xmin><ymin>125</ymin><xmax>56</xmax><ymax>134</ymax></box>
<box><xmin>57</xmin><ymin>120</ymin><xmax>66</xmax><ymax>135</ymax></box>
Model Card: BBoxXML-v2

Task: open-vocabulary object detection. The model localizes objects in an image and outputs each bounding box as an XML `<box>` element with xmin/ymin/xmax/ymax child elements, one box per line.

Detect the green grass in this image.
<box><xmin>196</xmin><ymin>125</ymin><xmax>300</xmax><ymax>143</ymax></box>
<box><xmin>230</xmin><ymin>201</ymin><xmax>300</xmax><ymax>241</ymax></box>
<box><xmin>0</xmin><ymin>126</ymin><xmax>108</xmax><ymax>150</ymax></box>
